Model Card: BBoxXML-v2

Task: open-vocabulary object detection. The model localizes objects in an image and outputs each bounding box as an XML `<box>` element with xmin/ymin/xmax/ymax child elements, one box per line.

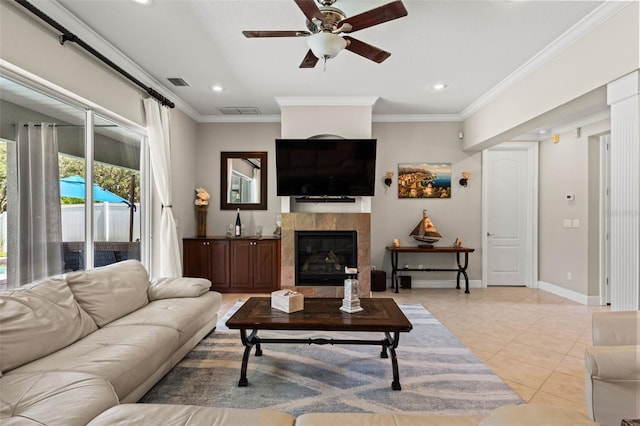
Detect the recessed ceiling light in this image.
<box><xmin>432</xmin><ymin>82</ymin><xmax>447</xmax><ymax>91</ymax></box>
<box><xmin>132</xmin><ymin>0</ymin><xmax>151</xmax><ymax>4</ymax></box>
<box><xmin>212</xmin><ymin>85</ymin><xmax>225</xmax><ymax>92</ymax></box>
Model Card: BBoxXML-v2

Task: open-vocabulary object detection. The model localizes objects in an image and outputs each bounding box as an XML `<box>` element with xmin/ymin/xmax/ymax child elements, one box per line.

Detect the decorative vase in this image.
<box><xmin>197</xmin><ymin>205</ymin><xmax>207</xmax><ymax>237</ymax></box>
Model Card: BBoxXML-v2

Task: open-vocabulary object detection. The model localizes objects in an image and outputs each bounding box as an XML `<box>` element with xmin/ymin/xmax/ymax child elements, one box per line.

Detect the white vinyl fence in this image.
<box><xmin>61</xmin><ymin>203</ymin><xmax>141</xmax><ymax>242</ymax></box>
<box><xmin>0</xmin><ymin>203</ymin><xmax>141</xmax><ymax>254</ymax></box>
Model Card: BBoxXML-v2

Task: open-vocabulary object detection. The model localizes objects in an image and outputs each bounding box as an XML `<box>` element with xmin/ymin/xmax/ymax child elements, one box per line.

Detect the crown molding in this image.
<box><xmin>28</xmin><ymin>0</ymin><xmax>201</xmax><ymax>122</ymax></box>
<box><xmin>195</xmin><ymin>112</ymin><xmax>463</xmax><ymax>123</ymax></box>
<box><xmin>459</xmin><ymin>1</ymin><xmax>632</xmax><ymax>120</ymax></box>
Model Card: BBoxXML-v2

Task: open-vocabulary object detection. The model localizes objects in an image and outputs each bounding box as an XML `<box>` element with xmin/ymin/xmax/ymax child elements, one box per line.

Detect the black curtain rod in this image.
<box><xmin>14</xmin><ymin>0</ymin><xmax>175</xmax><ymax>109</ymax></box>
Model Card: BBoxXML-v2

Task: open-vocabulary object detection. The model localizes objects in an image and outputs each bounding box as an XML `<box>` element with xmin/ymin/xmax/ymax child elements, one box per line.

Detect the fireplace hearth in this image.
<box><xmin>295</xmin><ymin>231</ymin><xmax>357</xmax><ymax>286</ymax></box>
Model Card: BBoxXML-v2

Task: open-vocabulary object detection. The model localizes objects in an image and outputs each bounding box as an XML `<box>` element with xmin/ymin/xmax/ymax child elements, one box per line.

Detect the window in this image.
<box><xmin>0</xmin><ymin>76</ymin><xmax>148</xmax><ymax>289</ymax></box>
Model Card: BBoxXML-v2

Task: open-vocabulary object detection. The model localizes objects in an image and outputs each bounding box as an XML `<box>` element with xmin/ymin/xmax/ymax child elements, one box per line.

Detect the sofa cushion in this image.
<box><xmin>479</xmin><ymin>404</ymin><xmax>598</xmax><ymax>426</ymax></box>
<box><xmin>148</xmin><ymin>277</ymin><xmax>211</xmax><ymax>300</ymax></box>
<box><xmin>296</xmin><ymin>413</ymin><xmax>482</xmax><ymax>426</ymax></box>
<box><xmin>66</xmin><ymin>260</ymin><xmax>150</xmax><ymax>327</ymax></box>
<box><xmin>7</xmin><ymin>324</ymin><xmax>179</xmax><ymax>399</ymax></box>
<box><xmin>0</xmin><ymin>371</ymin><xmax>118</xmax><ymax>426</ymax></box>
<box><xmin>88</xmin><ymin>404</ymin><xmax>296</xmax><ymax>426</ymax></box>
<box><xmin>592</xmin><ymin>311</ymin><xmax>640</xmax><ymax>346</ymax></box>
<box><xmin>0</xmin><ymin>277</ymin><xmax>97</xmax><ymax>373</ymax></box>
<box><xmin>105</xmin><ymin>291</ymin><xmax>221</xmax><ymax>348</ymax></box>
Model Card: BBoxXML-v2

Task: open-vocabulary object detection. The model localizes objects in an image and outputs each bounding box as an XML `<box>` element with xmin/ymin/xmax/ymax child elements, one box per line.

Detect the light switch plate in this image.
<box><xmin>563</xmin><ymin>219</ymin><xmax>572</xmax><ymax>228</ymax></box>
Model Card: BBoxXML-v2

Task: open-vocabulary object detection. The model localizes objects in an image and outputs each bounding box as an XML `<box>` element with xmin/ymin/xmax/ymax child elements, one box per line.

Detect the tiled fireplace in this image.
<box><xmin>281</xmin><ymin>213</ymin><xmax>371</xmax><ymax>297</ymax></box>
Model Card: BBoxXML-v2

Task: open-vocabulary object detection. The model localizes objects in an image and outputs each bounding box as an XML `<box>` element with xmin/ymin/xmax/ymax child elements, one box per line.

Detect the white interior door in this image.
<box><xmin>483</xmin><ymin>143</ymin><xmax>537</xmax><ymax>287</ymax></box>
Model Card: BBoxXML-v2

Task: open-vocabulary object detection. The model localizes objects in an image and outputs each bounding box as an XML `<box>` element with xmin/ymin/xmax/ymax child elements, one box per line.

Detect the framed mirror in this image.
<box><xmin>220</xmin><ymin>151</ymin><xmax>267</xmax><ymax>210</ymax></box>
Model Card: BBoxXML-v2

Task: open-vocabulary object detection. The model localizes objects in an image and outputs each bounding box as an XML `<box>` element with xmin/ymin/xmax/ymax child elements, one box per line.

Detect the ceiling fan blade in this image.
<box><xmin>243</xmin><ymin>30</ymin><xmax>311</xmax><ymax>38</ymax></box>
<box><xmin>294</xmin><ymin>0</ymin><xmax>325</xmax><ymax>23</ymax></box>
<box><xmin>339</xmin><ymin>1</ymin><xmax>408</xmax><ymax>33</ymax></box>
<box><xmin>343</xmin><ymin>36</ymin><xmax>391</xmax><ymax>63</ymax></box>
<box><xmin>299</xmin><ymin>49</ymin><xmax>319</xmax><ymax>68</ymax></box>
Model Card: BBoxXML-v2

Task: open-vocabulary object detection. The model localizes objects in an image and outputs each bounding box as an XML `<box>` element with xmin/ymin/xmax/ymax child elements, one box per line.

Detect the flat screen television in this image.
<box><xmin>276</xmin><ymin>139</ymin><xmax>377</xmax><ymax>197</ymax></box>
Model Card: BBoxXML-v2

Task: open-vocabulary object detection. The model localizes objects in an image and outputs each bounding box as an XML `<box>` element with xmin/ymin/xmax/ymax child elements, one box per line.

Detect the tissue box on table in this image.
<box><xmin>271</xmin><ymin>289</ymin><xmax>304</xmax><ymax>313</ymax></box>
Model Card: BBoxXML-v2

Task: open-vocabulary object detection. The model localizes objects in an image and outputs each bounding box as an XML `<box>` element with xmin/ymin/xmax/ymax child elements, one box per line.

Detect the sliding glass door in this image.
<box><xmin>0</xmin><ymin>76</ymin><xmax>147</xmax><ymax>289</ymax></box>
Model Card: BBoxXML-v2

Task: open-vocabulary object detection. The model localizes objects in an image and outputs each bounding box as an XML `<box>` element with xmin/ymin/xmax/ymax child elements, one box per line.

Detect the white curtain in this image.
<box><xmin>143</xmin><ymin>98</ymin><xmax>182</xmax><ymax>277</ymax></box>
<box><xmin>7</xmin><ymin>122</ymin><xmax>63</xmax><ymax>287</ymax></box>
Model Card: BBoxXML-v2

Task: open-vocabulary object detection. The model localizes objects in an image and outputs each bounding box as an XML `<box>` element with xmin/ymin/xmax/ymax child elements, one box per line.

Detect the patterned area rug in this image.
<box><xmin>141</xmin><ymin>303</ymin><xmax>522</xmax><ymax>416</ymax></box>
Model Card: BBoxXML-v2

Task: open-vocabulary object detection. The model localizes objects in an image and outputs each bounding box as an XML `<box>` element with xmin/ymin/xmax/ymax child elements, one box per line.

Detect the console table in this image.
<box><xmin>386</xmin><ymin>246</ymin><xmax>475</xmax><ymax>294</ymax></box>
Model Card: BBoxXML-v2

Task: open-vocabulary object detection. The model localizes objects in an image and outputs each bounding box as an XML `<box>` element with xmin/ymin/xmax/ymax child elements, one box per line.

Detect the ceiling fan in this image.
<box><xmin>242</xmin><ymin>0</ymin><xmax>408</xmax><ymax>69</ymax></box>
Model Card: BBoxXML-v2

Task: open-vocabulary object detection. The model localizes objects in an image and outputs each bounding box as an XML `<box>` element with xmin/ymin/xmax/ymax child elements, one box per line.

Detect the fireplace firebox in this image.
<box><xmin>295</xmin><ymin>231</ymin><xmax>357</xmax><ymax>286</ymax></box>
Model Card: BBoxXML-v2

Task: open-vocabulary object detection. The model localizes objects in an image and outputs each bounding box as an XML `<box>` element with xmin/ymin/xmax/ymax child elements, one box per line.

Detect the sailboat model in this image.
<box><xmin>410</xmin><ymin>210</ymin><xmax>442</xmax><ymax>247</ymax></box>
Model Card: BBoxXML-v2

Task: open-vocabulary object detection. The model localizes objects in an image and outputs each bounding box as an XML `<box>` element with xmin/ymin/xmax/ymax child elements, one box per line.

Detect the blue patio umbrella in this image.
<box><xmin>59</xmin><ymin>175</ymin><xmax>132</xmax><ymax>206</ymax></box>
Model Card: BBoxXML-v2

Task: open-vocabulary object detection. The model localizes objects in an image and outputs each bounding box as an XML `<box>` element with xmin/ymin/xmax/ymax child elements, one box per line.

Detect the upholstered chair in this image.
<box><xmin>584</xmin><ymin>311</ymin><xmax>640</xmax><ymax>426</ymax></box>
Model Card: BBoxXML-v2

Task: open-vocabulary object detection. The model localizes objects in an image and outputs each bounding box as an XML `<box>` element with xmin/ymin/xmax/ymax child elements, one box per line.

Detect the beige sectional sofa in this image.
<box><xmin>88</xmin><ymin>402</ymin><xmax>598</xmax><ymax>425</ymax></box>
<box><xmin>584</xmin><ymin>311</ymin><xmax>640</xmax><ymax>426</ymax></box>
<box><xmin>0</xmin><ymin>260</ymin><xmax>601</xmax><ymax>425</ymax></box>
<box><xmin>0</xmin><ymin>260</ymin><xmax>222</xmax><ymax>425</ymax></box>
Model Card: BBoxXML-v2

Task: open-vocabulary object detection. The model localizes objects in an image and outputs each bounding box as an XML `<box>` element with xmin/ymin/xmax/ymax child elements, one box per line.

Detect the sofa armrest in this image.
<box><xmin>148</xmin><ymin>277</ymin><xmax>211</xmax><ymax>300</ymax></box>
<box><xmin>592</xmin><ymin>311</ymin><xmax>640</xmax><ymax>346</ymax></box>
<box><xmin>584</xmin><ymin>345</ymin><xmax>640</xmax><ymax>380</ymax></box>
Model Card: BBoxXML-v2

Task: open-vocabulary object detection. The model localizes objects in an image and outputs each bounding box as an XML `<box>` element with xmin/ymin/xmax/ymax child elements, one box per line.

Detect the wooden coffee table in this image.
<box><xmin>225</xmin><ymin>297</ymin><xmax>413</xmax><ymax>390</ymax></box>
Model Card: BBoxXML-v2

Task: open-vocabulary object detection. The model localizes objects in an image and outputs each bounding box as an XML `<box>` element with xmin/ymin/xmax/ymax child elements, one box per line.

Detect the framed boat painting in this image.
<box><xmin>398</xmin><ymin>163</ymin><xmax>451</xmax><ymax>198</ymax></box>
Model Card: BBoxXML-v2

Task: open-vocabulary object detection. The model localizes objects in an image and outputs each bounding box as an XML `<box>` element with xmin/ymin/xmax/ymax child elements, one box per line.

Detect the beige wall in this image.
<box><xmin>195</xmin><ymin>121</ymin><xmax>482</xmax><ymax>282</ymax></box>
<box><xmin>538</xmin><ymin>119</ymin><xmax>610</xmax><ymax>297</ymax></box>
<box><xmin>0</xmin><ymin>2</ymin><xmax>145</xmax><ymax>126</ymax></box>
<box><xmin>195</xmin><ymin>122</ymin><xmax>282</xmax><ymax>237</ymax></box>
<box><xmin>371</xmin><ymin>122</ymin><xmax>482</xmax><ymax>282</ymax></box>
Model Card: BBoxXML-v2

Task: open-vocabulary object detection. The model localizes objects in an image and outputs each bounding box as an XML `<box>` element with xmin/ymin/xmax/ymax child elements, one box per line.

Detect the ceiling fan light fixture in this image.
<box><xmin>307</xmin><ymin>32</ymin><xmax>347</xmax><ymax>60</ymax></box>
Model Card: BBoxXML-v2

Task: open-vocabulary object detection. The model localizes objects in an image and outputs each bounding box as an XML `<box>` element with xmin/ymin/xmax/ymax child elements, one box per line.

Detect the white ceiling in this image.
<box><xmin>32</xmin><ymin>0</ymin><xmax>608</xmax><ymax>123</ymax></box>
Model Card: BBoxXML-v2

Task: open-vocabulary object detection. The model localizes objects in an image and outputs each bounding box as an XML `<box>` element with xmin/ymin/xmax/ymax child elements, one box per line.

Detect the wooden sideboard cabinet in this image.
<box><xmin>183</xmin><ymin>238</ymin><xmax>230</xmax><ymax>291</ymax></box>
<box><xmin>183</xmin><ymin>237</ymin><xmax>280</xmax><ymax>293</ymax></box>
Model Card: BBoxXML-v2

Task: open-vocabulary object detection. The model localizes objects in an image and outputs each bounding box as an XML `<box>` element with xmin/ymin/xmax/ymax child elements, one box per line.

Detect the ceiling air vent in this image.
<box><xmin>219</xmin><ymin>107</ymin><xmax>262</xmax><ymax>115</ymax></box>
<box><xmin>167</xmin><ymin>78</ymin><xmax>189</xmax><ymax>87</ymax></box>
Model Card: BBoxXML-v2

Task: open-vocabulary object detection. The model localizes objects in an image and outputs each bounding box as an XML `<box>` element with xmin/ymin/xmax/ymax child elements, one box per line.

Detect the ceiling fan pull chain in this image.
<box><xmin>323</xmin><ymin>56</ymin><xmax>328</xmax><ymax>72</ymax></box>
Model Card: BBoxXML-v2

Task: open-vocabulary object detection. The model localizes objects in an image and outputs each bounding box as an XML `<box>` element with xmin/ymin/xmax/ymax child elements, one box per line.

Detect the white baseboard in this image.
<box><xmin>538</xmin><ymin>281</ymin><xmax>602</xmax><ymax>305</ymax></box>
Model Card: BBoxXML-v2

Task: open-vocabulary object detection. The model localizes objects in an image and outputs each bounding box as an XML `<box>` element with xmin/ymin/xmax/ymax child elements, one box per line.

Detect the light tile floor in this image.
<box><xmin>219</xmin><ymin>286</ymin><xmax>609</xmax><ymax>417</ymax></box>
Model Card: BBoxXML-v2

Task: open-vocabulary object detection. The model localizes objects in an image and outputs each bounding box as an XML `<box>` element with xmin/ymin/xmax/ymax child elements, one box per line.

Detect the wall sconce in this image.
<box><xmin>459</xmin><ymin>171</ymin><xmax>470</xmax><ymax>187</ymax></box>
<box><xmin>384</xmin><ymin>171</ymin><xmax>394</xmax><ymax>187</ymax></box>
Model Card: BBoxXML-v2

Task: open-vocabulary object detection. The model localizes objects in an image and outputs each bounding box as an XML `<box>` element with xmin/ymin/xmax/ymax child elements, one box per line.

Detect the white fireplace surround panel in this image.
<box><xmin>280</xmin><ymin>196</ymin><xmax>372</xmax><ymax>213</ymax></box>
